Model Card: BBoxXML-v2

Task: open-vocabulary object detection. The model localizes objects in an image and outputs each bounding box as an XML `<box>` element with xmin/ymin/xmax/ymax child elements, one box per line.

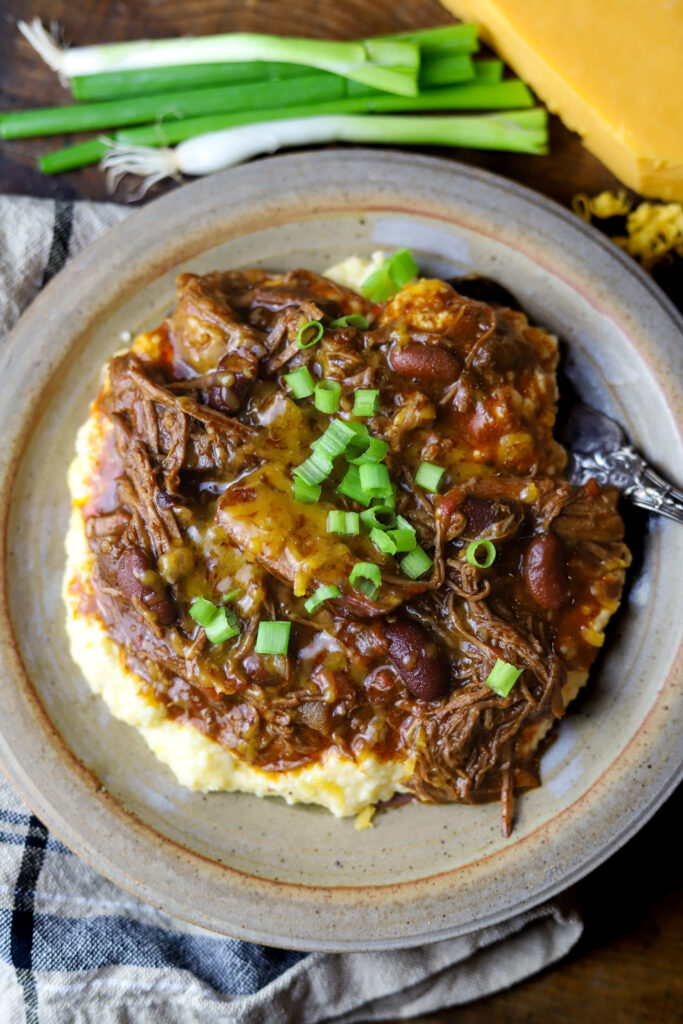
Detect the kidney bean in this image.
<box><xmin>385</xmin><ymin>621</ymin><xmax>447</xmax><ymax>700</ymax></box>
<box><xmin>523</xmin><ymin>534</ymin><xmax>569</xmax><ymax>610</ymax></box>
<box><xmin>116</xmin><ymin>547</ymin><xmax>175</xmax><ymax>625</ymax></box>
<box><xmin>390</xmin><ymin>343</ymin><xmax>460</xmax><ymax>381</ymax></box>
<box><xmin>460</xmin><ymin>497</ymin><xmax>509</xmax><ymax>538</ymax></box>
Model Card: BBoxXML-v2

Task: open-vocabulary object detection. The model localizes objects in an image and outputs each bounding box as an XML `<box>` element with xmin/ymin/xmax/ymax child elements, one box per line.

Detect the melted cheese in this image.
<box><xmin>442</xmin><ymin>0</ymin><xmax>683</xmax><ymax>200</ymax></box>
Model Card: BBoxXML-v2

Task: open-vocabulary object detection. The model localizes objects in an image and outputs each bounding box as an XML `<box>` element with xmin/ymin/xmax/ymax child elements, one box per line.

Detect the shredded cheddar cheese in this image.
<box><xmin>573</xmin><ymin>190</ymin><xmax>683</xmax><ymax>271</ymax></box>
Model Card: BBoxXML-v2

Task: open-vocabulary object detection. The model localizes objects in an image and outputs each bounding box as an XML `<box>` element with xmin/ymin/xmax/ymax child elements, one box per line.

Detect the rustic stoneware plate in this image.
<box><xmin>0</xmin><ymin>151</ymin><xmax>681</xmax><ymax>951</ymax></box>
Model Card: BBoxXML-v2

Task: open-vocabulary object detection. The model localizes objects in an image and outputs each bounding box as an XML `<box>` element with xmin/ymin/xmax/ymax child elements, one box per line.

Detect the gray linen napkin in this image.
<box><xmin>0</xmin><ymin>194</ymin><xmax>582</xmax><ymax>1024</ymax></box>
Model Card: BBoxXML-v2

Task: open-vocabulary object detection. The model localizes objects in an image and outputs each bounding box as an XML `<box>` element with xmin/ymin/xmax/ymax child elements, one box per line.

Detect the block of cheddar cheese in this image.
<box><xmin>441</xmin><ymin>0</ymin><xmax>683</xmax><ymax>200</ymax></box>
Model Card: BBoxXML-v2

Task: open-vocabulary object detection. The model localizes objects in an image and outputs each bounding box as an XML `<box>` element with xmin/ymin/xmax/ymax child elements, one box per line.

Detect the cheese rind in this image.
<box><xmin>442</xmin><ymin>0</ymin><xmax>683</xmax><ymax>200</ymax></box>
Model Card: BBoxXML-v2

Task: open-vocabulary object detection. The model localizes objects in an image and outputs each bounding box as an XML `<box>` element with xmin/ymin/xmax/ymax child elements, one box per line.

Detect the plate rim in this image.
<box><xmin>0</xmin><ymin>149</ymin><xmax>681</xmax><ymax>951</ymax></box>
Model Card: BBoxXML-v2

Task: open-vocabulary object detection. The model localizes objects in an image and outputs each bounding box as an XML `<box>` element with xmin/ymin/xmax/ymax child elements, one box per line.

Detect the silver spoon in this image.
<box><xmin>562</xmin><ymin>404</ymin><xmax>683</xmax><ymax>524</ymax></box>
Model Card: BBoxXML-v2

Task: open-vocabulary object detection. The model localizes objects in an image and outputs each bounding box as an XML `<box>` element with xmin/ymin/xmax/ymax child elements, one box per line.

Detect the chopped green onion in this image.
<box><xmin>485</xmin><ymin>659</ymin><xmax>522</xmax><ymax>697</ymax></box>
<box><xmin>312</xmin><ymin>418</ymin><xmax>357</xmax><ymax>459</ymax></box>
<box><xmin>292</xmin><ymin>451</ymin><xmax>333</xmax><ymax>486</ymax></box>
<box><xmin>353</xmin><ymin>389</ymin><xmax>380</xmax><ymax>417</ymax></box>
<box><xmin>400</xmin><ymin>546</ymin><xmax>433</xmax><ymax>579</ymax></box>
<box><xmin>284</xmin><ymin>365</ymin><xmax>315</xmax><ymax>399</ymax></box>
<box><xmin>388</xmin><ymin>527</ymin><xmax>417</xmax><ymax>552</ymax></box>
<box><xmin>374</xmin><ymin>490</ymin><xmax>396</xmax><ymax>509</ymax></box>
<box><xmin>293</xmin><ymin>477</ymin><xmax>322</xmax><ymax>504</ymax></box>
<box><xmin>337</xmin><ymin>465</ymin><xmax>372</xmax><ymax>506</ymax></box>
<box><xmin>189</xmin><ymin>597</ymin><xmax>217</xmax><ymax>627</ymax></box>
<box><xmin>255</xmin><ymin>620</ymin><xmax>291</xmax><ymax>655</ymax></box>
<box><xmin>327</xmin><ymin>510</ymin><xmax>360</xmax><ymax>535</ymax></box>
<box><xmin>190</xmin><ymin>598</ymin><xmax>240</xmax><ymax>643</ymax></box>
<box><xmin>370</xmin><ymin>527</ymin><xmax>397</xmax><ymax>555</ymax></box>
<box><xmin>329</xmin><ymin>313</ymin><xmax>371</xmax><ymax>329</ymax></box>
<box><xmin>313</xmin><ymin>379</ymin><xmax>341</xmax><ymax>414</ymax></box>
<box><xmin>221</xmin><ymin>588</ymin><xmax>241</xmax><ymax>603</ymax></box>
<box><xmin>360</xmin><ymin>505</ymin><xmax>396</xmax><ymax>531</ymax></box>
<box><xmin>205</xmin><ymin>606</ymin><xmax>240</xmax><ymax>643</ymax></box>
<box><xmin>296</xmin><ymin>319</ymin><xmax>324</xmax><ymax>349</ymax></box>
<box><xmin>361</xmin><ymin>248</ymin><xmax>419</xmax><ymax>301</ymax></box>
<box><xmin>466</xmin><ymin>539</ymin><xmax>496</xmax><ymax>568</ymax></box>
<box><xmin>415</xmin><ymin>461</ymin><xmax>446</xmax><ymax>493</ymax></box>
<box><xmin>346</xmin><ymin>435</ymin><xmax>389</xmax><ymax>465</ymax></box>
<box><xmin>359</xmin><ymin>462</ymin><xmax>391</xmax><ymax>498</ymax></box>
<box><xmin>304</xmin><ymin>584</ymin><xmax>341</xmax><ymax>614</ymax></box>
<box><xmin>349</xmin><ymin>562</ymin><xmax>382</xmax><ymax>599</ymax></box>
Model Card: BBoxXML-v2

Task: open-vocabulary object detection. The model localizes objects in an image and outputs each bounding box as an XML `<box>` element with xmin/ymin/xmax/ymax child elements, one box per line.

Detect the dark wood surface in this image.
<box><xmin>1</xmin><ymin>2</ymin><xmax>681</xmax><ymax>1021</ymax></box>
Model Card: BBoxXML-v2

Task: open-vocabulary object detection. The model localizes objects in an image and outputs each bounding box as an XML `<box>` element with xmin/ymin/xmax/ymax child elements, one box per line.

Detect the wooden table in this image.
<box><xmin>1</xmin><ymin>2</ymin><xmax>681</xmax><ymax>1020</ymax></box>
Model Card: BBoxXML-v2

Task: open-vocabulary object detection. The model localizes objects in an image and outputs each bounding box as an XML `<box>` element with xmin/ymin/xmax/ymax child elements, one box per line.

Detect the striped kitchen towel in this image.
<box><xmin>0</xmin><ymin>195</ymin><xmax>583</xmax><ymax>1024</ymax></box>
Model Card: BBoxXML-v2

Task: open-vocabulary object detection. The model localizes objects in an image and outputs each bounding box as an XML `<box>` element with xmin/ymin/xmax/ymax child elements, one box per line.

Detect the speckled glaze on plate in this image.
<box><xmin>0</xmin><ymin>151</ymin><xmax>681</xmax><ymax>951</ymax></box>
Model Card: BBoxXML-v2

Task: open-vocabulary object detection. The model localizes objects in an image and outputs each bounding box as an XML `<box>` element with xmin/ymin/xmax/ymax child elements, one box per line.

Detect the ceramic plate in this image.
<box><xmin>0</xmin><ymin>151</ymin><xmax>681</xmax><ymax>951</ymax></box>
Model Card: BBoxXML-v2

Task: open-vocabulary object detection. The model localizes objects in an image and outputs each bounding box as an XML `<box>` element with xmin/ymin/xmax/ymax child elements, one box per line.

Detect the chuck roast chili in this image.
<box><xmin>81</xmin><ymin>266</ymin><xmax>629</xmax><ymax>835</ymax></box>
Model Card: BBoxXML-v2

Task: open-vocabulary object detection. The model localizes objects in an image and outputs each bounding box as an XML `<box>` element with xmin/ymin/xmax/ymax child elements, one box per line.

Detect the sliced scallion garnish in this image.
<box><xmin>361</xmin><ymin>248</ymin><xmax>419</xmax><ymax>301</ymax></box>
<box><xmin>415</xmin><ymin>461</ymin><xmax>446</xmax><ymax>493</ymax></box>
<box><xmin>329</xmin><ymin>313</ymin><xmax>371</xmax><ymax>329</ymax></box>
<box><xmin>349</xmin><ymin>562</ymin><xmax>381</xmax><ymax>599</ymax></box>
<box><xmin>313</xmin><ymin>379</ymin><xmax>341</xmax><ymax>414</ymax></box>
<box><xmin>304</xmin><ymin>584</ymin><xmax>341</xmax><ymax>614</ymax></box>
<box><xmin>312</xmin><ymin>417</ymin><xmax>357</xmax><ymax>459</ymax></box>
<box><xmin>284</xmin><ymin>365</ymin><xmax>315</xmax><ymax>399</ymax></box>
<box><xmin>466</xmin><ymin>539</ymin><xmax>496</xmax><ymax>568</ymax></box>
<box><xmin>189</xmin><ymin>597</ymin><xmax>217</xmax><ymax>627</ymax></box>
<box><xmin>292</xmin><ymin>451</ymin><xmax>333</xmax><ymax>486</ymax></box>
<box><xmin>400</xmin><ymin>546</ymin><xmax>433</xmax><ymax>579</ymax></box>
<box><xmin>327</xmin><ymin>510</ymin><xmax>360</xmax><ymax>535</ymax></box>
<box><xmin>388</xmin><ymin>527</ymin><xmax>417</xmax><ymax>552</ymax></box>
<box><xmin>485</xmin><ymin>659</ymin><xmax>522</xmax><ymax>697</ymax></box>
<box><xmin>296</xmin><ymin>319</ymin><xmax>324</xmax><ymax>349</ymax></box>
<box><xmin>352</xmin><ymin>388</ymin><xmax>380</xmax><ymax>417</ymax></box>
<box><xmin>293</xmin><ymin>477</ymin><xmax>322</xmax><ymax>504</ymax></box>
<box><xmin>205</xmin><ymin>606</ymin><xmax>240</xmax><ymax>643</ymax></box>
<box><xmin>370</xmin><ymin>527</ymin><xmax>397</xmax><ymax>555</ymax></box>
<box><xmin>255</xmin><ymin>620</ymin><xmax>291</xmax><ymax>655</ymax></box>
<box><xmin>190</xmin><ymin>598</ymin><xmax>240</xmax><ymax>643</ymax></box>
<box><xmin>360</xmin><ymin>505</ymin><xmax>396</xmax><ymax>531</ymax></box>
<box><xmin>346</xmin><ymin>435</ymin><xmax>389</xmax><ymax>465</ymax></box>
<box><xmin>337</xmin><ymin>465</ymin><xmax>372</xmax><ymax>506</ymax></box>
<box><xmin>359</xmin><ymin>462</ymin><xmax>391</xmax><ymax>498</ymax></box>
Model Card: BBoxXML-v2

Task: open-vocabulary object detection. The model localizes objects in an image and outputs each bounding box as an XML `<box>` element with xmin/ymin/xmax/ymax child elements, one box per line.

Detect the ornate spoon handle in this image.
<box><xmin>572</xmin><ymin>445</ymin><xmax>683</xmax><ymax>524</ymax></box>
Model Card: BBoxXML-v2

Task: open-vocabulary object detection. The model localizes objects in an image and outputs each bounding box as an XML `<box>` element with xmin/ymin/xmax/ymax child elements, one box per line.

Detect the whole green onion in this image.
<box><xmin>18</xmin><ymin>21</ymin><xmax>420</xmax><ymax>97</ymax></box>
<box><xmin>327</xmin><ymin>510</ymin><xmax>360</xmax><ymax>535</ymax></box>
<box><xmin>415</xmin><ymin>461</ymin><xmax>446</xmax><ymax>493</ymax></box>
<box><xmin>314</xmin><ymin>380</ymin><xmax>341</xmax><ymax>414</ymax></box>
<box><xmin>296</xmin><ymin>319</ymin><xmax>324</xmax><ymax>349</ymax></box>
<box><xmin>466</xmin><ymin>539</ymin><xmax>496</xmax><ymax>568</ymax></box>
<box><xmin>255</xmin><ymin>620</ymin><xmax>292</xmax><ymax>655</ymax></box>
<box><xmin>485</xmin><ymin>659</ymin><xmax>522</xmax><ymax>697</ymax></box>
<box><xmin>284</xmin><ymin>365</ymin><xmax>315</xmax><ymax>399</ymax></box>
<box><xmin>304</xmin><ymin>584</ymin><xmax>341</xmax><ymax>614</ymax></box>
